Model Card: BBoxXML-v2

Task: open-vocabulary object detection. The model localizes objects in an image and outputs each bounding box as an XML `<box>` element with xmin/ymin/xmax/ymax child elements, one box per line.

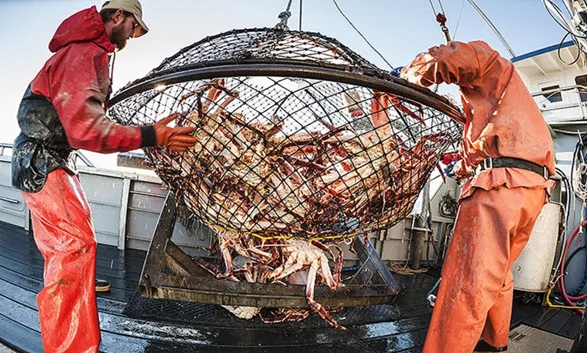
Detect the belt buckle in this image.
<box><xmin>474</xmin><ymin>158</ymin><xmax>493</xmax><ymax>175</ymax></box>
<box><xmin>483</xmin><ymin>158</ymin><xmax>493</xmax><ymax>170</ymax></box>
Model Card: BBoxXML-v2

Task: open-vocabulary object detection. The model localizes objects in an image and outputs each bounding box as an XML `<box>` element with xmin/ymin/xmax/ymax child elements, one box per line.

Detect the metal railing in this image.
<box><xmin>0</xmin><ymin>143</ymin><xmax>12</xmax><ymax>157</ymax></box>
<box><xmin>0</xmin><ymin>143</ymin><xmax>94</xmax><ymax>167</ymax></box>
<box><xmin>532</xmin><ymin>84</ymin><xmax>587</xmax><ymax>121</ymax></box>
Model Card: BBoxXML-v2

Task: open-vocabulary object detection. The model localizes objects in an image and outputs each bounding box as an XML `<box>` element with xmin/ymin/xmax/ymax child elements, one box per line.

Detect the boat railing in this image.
<box><xmin>0</xmin><ymin>143</ymin><xmax>13</xmax><ymax>158</ymax></box>
<box><xmin>532</xmin><ymin>84</ymin><xmax>587</xmax><ymax>121</ymax></box>
<box><xmin>0</xmin><ymin>143</ymin><xmax>94</xmax><ymax>167</ymax></box>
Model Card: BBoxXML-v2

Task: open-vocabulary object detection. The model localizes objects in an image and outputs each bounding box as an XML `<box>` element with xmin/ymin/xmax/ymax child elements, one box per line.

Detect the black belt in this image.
<box><xmin>475</xmin><ymin>157</ymin><xmax>550</xmax><ymax>178</ymax></box>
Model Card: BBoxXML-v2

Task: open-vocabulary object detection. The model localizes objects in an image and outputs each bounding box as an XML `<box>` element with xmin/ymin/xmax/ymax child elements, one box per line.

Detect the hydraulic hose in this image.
<box><xmin>557</xmin><ymin>220</ymin><xmax>587</xmax><ymax>314</ymax></box>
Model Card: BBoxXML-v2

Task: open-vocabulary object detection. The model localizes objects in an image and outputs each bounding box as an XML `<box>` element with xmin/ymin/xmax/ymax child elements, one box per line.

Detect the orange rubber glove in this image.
<box><xmin>153</xmin><ymin>113</ymin><xmax>197</xmax><ymax>152</ymax></box>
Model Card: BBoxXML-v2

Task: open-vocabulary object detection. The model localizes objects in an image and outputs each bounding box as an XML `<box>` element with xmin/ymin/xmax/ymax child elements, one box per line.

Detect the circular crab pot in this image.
<box><xmin>109</xmin><ymin>28</ymin><xmax>463</xmax><ymax>241</ymax></box>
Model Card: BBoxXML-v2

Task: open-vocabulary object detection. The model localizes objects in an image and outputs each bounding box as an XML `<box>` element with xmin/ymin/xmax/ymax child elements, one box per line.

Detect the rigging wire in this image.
<box><xmin>542</xmin><ymin>0</ymin><xmax>587</xmax><ymax>67</ymax></box>
<box><xmin>299</xmin><ymin>0</ymin><xmax>303</xmax><ymax>31</ymax></box>
<box><xmin>437</xmin><ymin>0</ymin><xmax>447</xmax><ymax>16</ymax></box>
<box><xmin>427</xmin><ymin>0</ymin><xmax>451</xmax><ymax>43</ymax></box>
<box><xmin>542</xmin><ymin>0</ymin><xmax>584</xmax><ymax>37</ymax></box>
<box><xmin>452</xmin><ymin>0</ymin><xmax>466</xmax><ymax>40</ymax></box>
<box><xmin>427</xmin><ymin>0</ymin><xmax>438</xmax><ymax>14</ymax></box>
<box><xmin>466</xmin><ymin>0</ymin><xmax>516</xmax><ymax>57</ymax></box>
<box><xmin>331</xmin><ymin>0</ymin><xmax>394</xmax><ymax>70</ymax></box>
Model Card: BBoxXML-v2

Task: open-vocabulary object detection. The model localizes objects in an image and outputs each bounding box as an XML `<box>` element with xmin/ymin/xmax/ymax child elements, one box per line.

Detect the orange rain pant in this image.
<box><xmin>22</xmin><ymin>169</ymin><xmax>100</xmax><ymax>353</ymax></box>
<box><xmin>422</xmin><ymin>186</ymin><xmax>546</xmax><ymax>353</ymax></box>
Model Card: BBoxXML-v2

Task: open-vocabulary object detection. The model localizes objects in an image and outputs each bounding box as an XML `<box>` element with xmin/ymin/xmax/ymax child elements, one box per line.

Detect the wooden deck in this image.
<box><xmin>0</xmin><ymin>221</ymin><xmax>580</xmax><ymax>352</ymax></box>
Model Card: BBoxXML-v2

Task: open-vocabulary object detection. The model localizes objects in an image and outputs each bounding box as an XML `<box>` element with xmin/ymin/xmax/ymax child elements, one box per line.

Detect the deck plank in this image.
<box><xmin>0</xmin><ymin>265</ymin><xmax>127</xmax><ymax>314</ymax></box>
<box><xmin>558</xmin><ymin>310</ymin><xmax>583</xmax><ymax>339</ymax></box>
<box><xmin>0</xmin><ymin>314</ymin><xmax>43</xmax><ymax>353</ymax></box>
<box><xmin>539</xmin><ymin>309</ymin><xmax>574</xmax><ymax>334</ymax></box>
<box><xmin>0</xmin><ymin>220</ymin><xmax>580</xmax><ymax>352</ymax></box>
<box><xmin>522</xmin><ymin>307</ymin><xmax>559</xmax><ymax>328</ymax></box>
<box><xmin>0</xmin><ymin>236</ymin><xmax>145</xmax><ymax>278</ymax></box>
<box><xmin>0</xmin><ymin>255</ymin><xmax>133</xmax><ymax>303</ymax></box>
<box><xmin>510</xmin><ymin>299</ymin><xmax>544</xmax><ymax>327</ymax></box>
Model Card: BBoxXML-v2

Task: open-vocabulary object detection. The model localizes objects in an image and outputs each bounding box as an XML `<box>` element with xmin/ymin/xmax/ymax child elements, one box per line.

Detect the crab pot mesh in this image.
<box><xmin>109</xmin><ymin>28</ymin><xmax>462</xmax><ymax>241</ymax></box>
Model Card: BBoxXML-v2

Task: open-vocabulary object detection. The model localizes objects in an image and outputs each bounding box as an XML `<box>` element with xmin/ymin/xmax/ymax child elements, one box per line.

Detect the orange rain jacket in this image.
<box><xmin>401</xmin><ymin>40</ymin><xmax>555</xmax><ymax>199</ymax></box>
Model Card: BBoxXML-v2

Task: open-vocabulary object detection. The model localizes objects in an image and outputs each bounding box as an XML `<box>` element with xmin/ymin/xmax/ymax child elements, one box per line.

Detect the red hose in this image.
<box><xmin>557</xmin><ymin>220</ymin><xmax>587</xmax><ymax>314</ymax></box>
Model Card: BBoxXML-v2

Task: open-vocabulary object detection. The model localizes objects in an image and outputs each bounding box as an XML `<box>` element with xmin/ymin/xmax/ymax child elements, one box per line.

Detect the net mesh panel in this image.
<box><xmin>146</xmin><ymin>28</ymin><xmax>377</xmax><ymax>73</ymax></box>
<box><xmin>109</xmin><ymin>28</ymin><xmax>462</xmax><ymax>240</ymax></box>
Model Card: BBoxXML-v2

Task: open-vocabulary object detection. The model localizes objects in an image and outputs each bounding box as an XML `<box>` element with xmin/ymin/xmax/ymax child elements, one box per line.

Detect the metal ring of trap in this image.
<box><xmin>108</xmin><ymin>28</ymin><xmax>464</xmax><ymax>241</ymax></box>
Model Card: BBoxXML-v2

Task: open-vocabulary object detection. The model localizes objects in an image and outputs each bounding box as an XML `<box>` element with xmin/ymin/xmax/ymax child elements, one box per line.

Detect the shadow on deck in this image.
<box><xmin>0</xmin><ymin>222</ymin><xmax>580</xmax><ymax>352</ymax></box>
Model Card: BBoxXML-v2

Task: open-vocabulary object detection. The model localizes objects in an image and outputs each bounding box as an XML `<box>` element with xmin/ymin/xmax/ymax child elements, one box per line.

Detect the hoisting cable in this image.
<box><xmin>276</xmin><ymin>0</ymin><xmax>294</xmax><ymax>30</ymax></box>
<box><xmin>452</xmin><ymin>0</ymin><xmax>466</xmax><ymax>40</ymax></box>
<box><xmin>299</xmin><ymin>0</ymin><xmax>303</xmax><ymax>31</ymax></box>
<box><xmin>467</xmin><ymin>0</ymin><xmax>516</xmax><ymax>57</ymax></box>
<box><xmin>428</xmin><ymin>0</ymin><xmax>451</xmax><ymax>43</ymax></box>
<box><xmin>331</xmin><ymin>0</ymin><xmax>394</xmax><ymax>70</ymax></box>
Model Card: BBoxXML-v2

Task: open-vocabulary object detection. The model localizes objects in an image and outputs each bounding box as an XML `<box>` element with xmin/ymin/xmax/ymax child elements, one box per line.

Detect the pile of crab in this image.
<box><xmin>149</xmin><ymin>79</ymin><xmax>452</xmax><ymax>329</ymax></box>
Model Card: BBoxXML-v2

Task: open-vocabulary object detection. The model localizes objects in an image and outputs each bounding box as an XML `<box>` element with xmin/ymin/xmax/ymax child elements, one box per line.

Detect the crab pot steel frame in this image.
<box><xmin>139</xmin><ymin>193</ymin><xmax>401</xmax><ymax>307</ymax></box>
<box><xmin>109</xmin><ymin>28</ymin><xmax>463</xmax><ymax>309</ymax></box>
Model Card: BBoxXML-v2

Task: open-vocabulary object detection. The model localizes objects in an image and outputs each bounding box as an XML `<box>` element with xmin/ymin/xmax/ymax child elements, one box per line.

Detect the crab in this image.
<box><xmin>268</xmin><ymin>239</ymin><xmax>345</xmax><ymax>329</ymax></box>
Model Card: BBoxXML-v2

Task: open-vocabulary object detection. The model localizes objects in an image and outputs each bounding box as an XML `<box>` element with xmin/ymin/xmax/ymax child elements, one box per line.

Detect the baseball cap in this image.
<box><xmin>101</xmin><ymin>0</ymin><xmax>149</xmax><ymax>37</ymax></box>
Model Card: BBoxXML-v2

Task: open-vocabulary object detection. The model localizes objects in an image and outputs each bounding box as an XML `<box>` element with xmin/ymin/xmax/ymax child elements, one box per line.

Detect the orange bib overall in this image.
<box><xmin>402</xmin><ymin>41</ymin><xmax>556</xmax><ymax>352</ymax></box>
<box><xmin>23</xmin><ymin>169</ymin><xmax>100</xmax><ymax>353</ymax></box>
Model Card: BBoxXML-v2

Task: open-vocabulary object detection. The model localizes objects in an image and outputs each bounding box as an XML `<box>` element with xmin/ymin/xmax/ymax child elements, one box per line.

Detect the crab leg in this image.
<box><xmin>305</xmin><ymin>261</ymin><xmax>345</xmax><ymax>330</ymax></box>
<box><xmin>388</xmin><ymin>94</ymin><xmax>425</xmax><ymax>126</ymax></box>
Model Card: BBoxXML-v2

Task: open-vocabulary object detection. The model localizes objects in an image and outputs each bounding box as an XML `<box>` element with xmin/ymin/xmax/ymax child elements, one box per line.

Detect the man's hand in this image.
<box><xmin>153</xmin><ymin>113</ymin><xmax>197</xmax><ymax>152</ymax></box>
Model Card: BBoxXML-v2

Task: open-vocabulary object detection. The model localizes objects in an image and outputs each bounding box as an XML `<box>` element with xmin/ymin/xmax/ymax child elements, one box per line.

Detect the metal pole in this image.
<box><xmin>411</xmin><ymin>180</ymin><xmax>430</xmax><ymax>270</ymax></box>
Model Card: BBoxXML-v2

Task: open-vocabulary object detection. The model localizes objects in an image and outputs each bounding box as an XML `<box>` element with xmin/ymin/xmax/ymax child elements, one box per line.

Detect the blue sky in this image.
<box><xmin>0</xmin><ymin>0</ymin><xmax>570</xmax><ymax>166</ymax></box>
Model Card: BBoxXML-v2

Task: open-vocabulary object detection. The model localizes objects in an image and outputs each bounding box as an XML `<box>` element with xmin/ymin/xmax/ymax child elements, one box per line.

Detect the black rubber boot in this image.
<box><xmin>473</xmin><ymin>340</ymin><xmax>508</xmax><ymax>352</ymax></box>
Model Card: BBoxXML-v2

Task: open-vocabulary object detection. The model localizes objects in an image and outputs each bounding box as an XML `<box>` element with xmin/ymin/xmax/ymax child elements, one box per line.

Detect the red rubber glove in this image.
<box><xmin>153</xmin><ymin>113</ymin><xmax>197</xmax><ymax>152</ymax></box>
<box><xmin>442</xmin><ymin>152</ymin><xmax>460</xmax><ymax>165</ymax></box>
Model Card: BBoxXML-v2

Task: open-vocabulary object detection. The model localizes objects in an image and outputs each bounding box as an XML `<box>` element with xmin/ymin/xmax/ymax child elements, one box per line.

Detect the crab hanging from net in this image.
<box><xmin>109</xmin><ymin>28</ymin><xmax>462</xmax><ymax>241</ymax></box>
<box><xmin>108</xmin><ymin>27</ymin><xmax>463</xmax><ymax>328</ymax></box>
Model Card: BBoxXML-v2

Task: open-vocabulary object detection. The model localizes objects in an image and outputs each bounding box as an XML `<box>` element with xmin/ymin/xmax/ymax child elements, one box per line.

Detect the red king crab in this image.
<box><xmin>151</xmin><ymin>78</ymin><xmax>451</xmax><ymax>328</ymax></box>
<box><xmin>194</xmin><ymin>230</ymin><xmax>346</xmax><ymax>329</ymax></box>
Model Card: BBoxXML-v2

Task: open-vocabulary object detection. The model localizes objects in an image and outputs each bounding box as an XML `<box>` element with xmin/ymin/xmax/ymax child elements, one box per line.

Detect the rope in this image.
<box><xmin>467</xmin><ymin>0</ymin><xmax>516</xmax><ymax>57</ymax></box>
<box><xmin>204</xmin><ymin>219</ymin><xmax>366</xmax><ymax>243</ymax></box>
<box><xmin>388</xmin><ymin>262</ymin><xmax>429</xmax><ymax>276</ymax></box>
<box><xmin>331</xmin><ymin>0</ymin><xmax>394</xmax><ymax>70</ymax></box>
<box><xmin>546</xmin><ymin>285</ymin><xmax>586</xmax><ymax>311</ymax></box>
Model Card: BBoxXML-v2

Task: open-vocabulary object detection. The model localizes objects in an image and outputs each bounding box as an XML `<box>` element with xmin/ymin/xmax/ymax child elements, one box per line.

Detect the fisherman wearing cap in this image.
<box><xmin>12</xmin><ymin>1</ymin><xmax>197</xmax><ymax>351</ymax></box>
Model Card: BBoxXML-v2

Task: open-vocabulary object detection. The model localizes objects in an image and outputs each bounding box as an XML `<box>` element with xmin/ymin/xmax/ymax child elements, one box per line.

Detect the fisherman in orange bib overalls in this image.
<box><xmin>401</xmin><ymin>41</ymin><xmax>556</xmax><ymax>353</ymax></box>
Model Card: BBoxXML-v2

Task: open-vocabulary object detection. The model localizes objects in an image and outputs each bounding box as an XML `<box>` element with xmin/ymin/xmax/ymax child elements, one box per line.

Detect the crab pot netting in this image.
<box><xmin>109</xmin><ymin>28</ymin><xmax>462</xmax><ymax>241</ymax></box>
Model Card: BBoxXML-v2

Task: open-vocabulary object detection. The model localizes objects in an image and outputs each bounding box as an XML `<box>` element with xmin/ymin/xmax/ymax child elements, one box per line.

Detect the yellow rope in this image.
<box><xmin>203</xmin><ymin>220</ymin><xmax>366</xmax><ymax>242</ymax></box>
